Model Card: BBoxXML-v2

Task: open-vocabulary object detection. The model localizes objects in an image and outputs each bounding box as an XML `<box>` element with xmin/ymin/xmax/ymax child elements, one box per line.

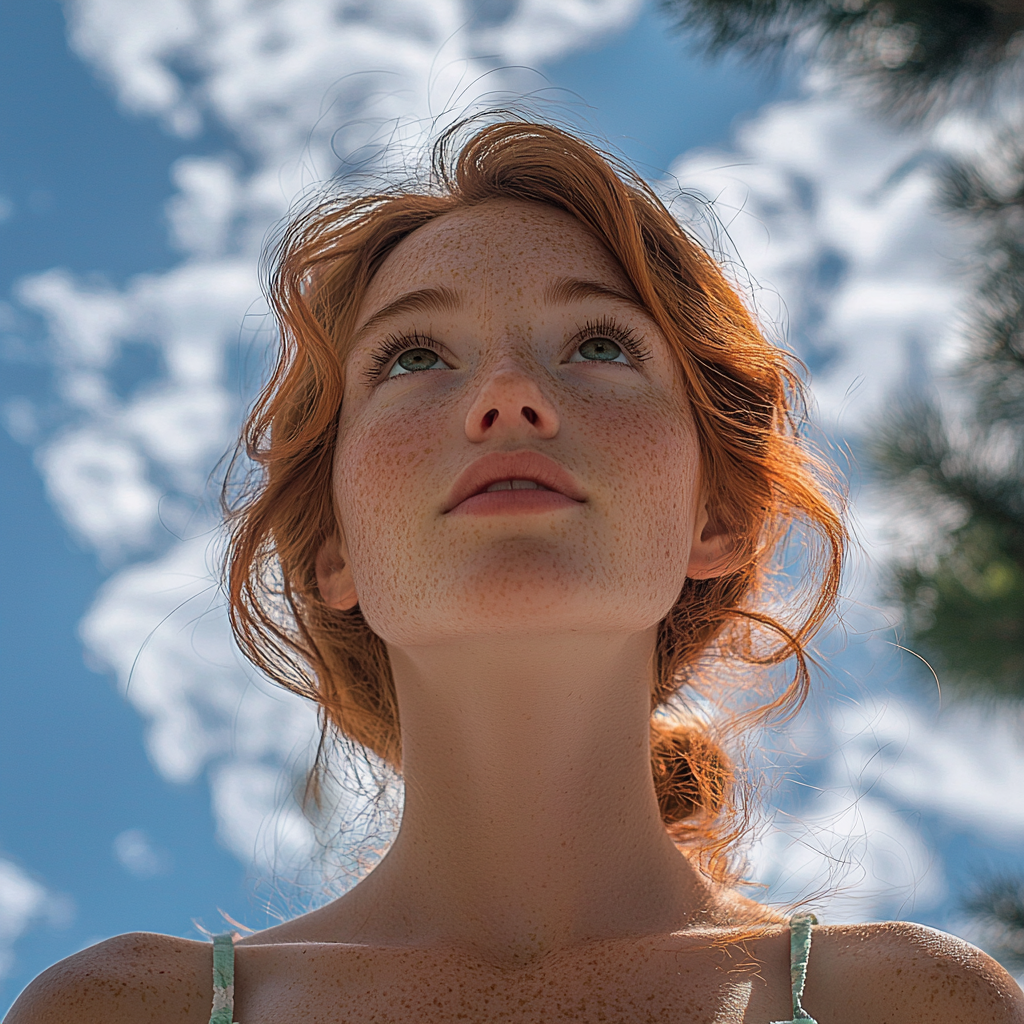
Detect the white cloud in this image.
<box><xmin>80</xmin><ymin>536</ymin><xmax>318</xmax><ymax>786</ymax></box>
<box><xmin>751</xmin><ymin>787</ymin><xmax>945</xmax><ymax>923</ymax></box>
<box><xmin>2</xmin><ymin>397</ymin><xmax>39</xmax><ymax>445</ymax></box>
<box><xmin>208</xmin><ymin>760</ymin><xmax>315</xmax><ymax>878</ymax></box>
<box><xmin>19</xmin><ymin>259</ymin><xmax>256</xmax><ymax>559</ymax></box>
<box><xmin>741</xmin><ymin>647</ymin><xmax>1024</xmax><ymax>922</ymax></box>
<box><xmin>63</xmin><ymin>0</ymin><xmax>203</xmax><ymax>135</ymax></box>
<box><xmin>37</xmin><ymin>429</ymin><xmax>163</xmax><ymax>559</ymax></box>
<box><xmin>11</xmin><ymin>0</ymin><xmax>1020</xmax><ymax>919</ymax></box>
<box><xmin>166</xmin><ymin>156</ymin><xmax>241</xmax><ymax>257</ymax></box>
<box><xmin>62</xmin><ymin>0</ymin><xmax>636</xmax><ymax>147</ymax></box>
<box><xmin>476</xmin><ymin>0</ymin><xmax>638</xmax><ymax>64</ymax></box>
<box><xmin>113</xmin><ymin>829</ymin><xmax>172</xmax><ymax>878</ymax></box>
<box><xmin>19</xmin><ymin>268</ymin><xmax>130</xmax><ymax>371</ymax></box>
<box><xmin>832</xmin><ymin>696</ymin><xmax>1024</xmax><ymax>842</ymax></box>
<box><xmin>664</xmin><ymin>84</ymin><xmax>973</xmax><ymax>433</ymax></box>
<box><xmin>80</xmin><ymin>533</ymin><xmax>326</xmax><ymax>874</ymax></box>
<box><xmin>0</xmin><ymin>857</ymin><xmax>71</xmax><ymax>982</ymax></box>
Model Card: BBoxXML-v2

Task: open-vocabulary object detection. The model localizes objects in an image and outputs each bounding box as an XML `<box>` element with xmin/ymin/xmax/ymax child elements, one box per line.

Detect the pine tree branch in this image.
<box><xmin>660</xmin><ymin>0</ymin><xmax>1024</xmax><ymax>122</ymax></box>
<box><xmin>965</xmin><ymin>876</ymin><xmax>1024</xmax><ymax>970</ymax></box>
<box><xmin>872</xmin><ymin>405</ymin><xmax>1024</xmax><ymax>541</ymax></box>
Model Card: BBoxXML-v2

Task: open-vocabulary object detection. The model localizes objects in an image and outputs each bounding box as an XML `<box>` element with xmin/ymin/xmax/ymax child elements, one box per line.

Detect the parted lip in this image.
<box><xmin>443</xmin><ymin>451</ymin><xmax>587</xmax><ymax>513</ymax></box>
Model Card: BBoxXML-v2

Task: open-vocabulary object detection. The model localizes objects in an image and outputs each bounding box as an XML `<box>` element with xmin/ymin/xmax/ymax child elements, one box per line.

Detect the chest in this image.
<box><xmin>232</xmin><ymin>942</ymin><xmax>793</xmax><ymax>1024</ymax></box>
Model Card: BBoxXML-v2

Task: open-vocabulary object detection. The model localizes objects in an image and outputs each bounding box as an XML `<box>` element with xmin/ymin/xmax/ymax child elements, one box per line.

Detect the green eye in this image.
<box><xmin>390</xmin><ymin>348</ymin><xmax>441</xmax><ymax>375</ymax></box>
<box><xmin>573</xmin><ymin>337</ymin><xmax>628</xmax><ymax>363</ymax></box>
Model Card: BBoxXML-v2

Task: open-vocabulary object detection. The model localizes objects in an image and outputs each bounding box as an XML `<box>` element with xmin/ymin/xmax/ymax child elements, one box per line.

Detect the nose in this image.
<box><xmin>464</xmin><ymin>361</ymin><xmax>560</xmax><ymax>443</ymax></box>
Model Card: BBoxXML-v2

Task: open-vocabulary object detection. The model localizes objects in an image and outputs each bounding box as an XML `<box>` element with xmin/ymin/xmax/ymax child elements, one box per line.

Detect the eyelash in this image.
<box><xmin>362</xmin><ymin>331</ymin><xmax>442</xmax><ymax>385</ymax></box>
<box><xmin>362</xmin><ymin>316</ymin><xmax>652</xmax><ymax>384</ymax></box>
<box><xmin>571</xmin><ymin>316</ymin><xmax>652</xmax><ymax>365</ymax></box>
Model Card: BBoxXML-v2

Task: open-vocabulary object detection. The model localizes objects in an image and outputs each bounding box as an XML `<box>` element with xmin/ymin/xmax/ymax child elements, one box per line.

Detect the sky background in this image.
<box><xmin>2</xmin><ymin>0</ymin><xmax>1024</xmax><ymax>1013</ymax></box>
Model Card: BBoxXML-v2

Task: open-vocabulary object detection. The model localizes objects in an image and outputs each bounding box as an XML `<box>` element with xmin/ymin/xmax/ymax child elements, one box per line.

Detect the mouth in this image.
<box><xmin>480</xmin><ymin>479</ymin><xmax>550</xmax><ymax>492</ymax></box>
<box><xmin>444</xmin><ymin>451</ymin><xmax>587</xmax><ymax>515</ymax></box>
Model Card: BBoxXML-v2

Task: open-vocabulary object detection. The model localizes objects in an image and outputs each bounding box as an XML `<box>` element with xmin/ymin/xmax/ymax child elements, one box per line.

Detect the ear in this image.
<box><xmin>686</xmin><ymin>500</ymin><xmax>742</xmax><ymax>580</ymax></box>
<box><xmin>315</xmin><ymin>533</ymin><xmax>359</xmax><ymax>611</ymax></box>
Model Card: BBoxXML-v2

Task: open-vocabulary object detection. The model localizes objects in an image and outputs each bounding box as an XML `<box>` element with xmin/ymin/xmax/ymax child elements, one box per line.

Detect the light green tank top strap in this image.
<box><xmin>771</xmin><ymin>912</ymin><xmax>818</xmax><ymax>1024</ymax></box>
<box><xmin>209</xmin><ymin>933</ymin><xmax>238</xmax><ymax>1024</ymax></box>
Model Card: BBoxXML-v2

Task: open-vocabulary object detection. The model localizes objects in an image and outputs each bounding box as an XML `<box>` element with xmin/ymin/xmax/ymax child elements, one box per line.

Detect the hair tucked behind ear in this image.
<box><xmin>223</xmin><ymin>115</ymin><xmax>847</xmax><ymax>883</ymax></box>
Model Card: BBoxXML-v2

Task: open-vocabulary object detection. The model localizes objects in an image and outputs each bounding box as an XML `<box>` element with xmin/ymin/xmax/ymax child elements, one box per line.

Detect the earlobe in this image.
<box><xmin>686</xmin><ymin>503</ymin><xmax>742</xmax><ymax>580</ymax></box>
<box><xmin>315</xmin><ymin>534</ymin><xmax>359</xmax><ymax>611</ymax></box>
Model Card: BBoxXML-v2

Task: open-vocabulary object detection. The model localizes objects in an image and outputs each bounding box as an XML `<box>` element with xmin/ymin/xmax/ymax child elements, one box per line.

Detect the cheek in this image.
<box><xmin>332</xmin><ymin>393</ymin><xmax>454</xmax><ymax>611</ymax></box>
<box><xmin>579</xmin><ymin>391</ymin><xmax>700</xmax><ymax>547</ymax></box>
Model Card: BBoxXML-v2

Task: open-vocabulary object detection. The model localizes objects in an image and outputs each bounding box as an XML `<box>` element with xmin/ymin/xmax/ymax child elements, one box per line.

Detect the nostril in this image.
<box><xmin>483</xmin><ymin>409</ymin><xmax>499</xmax><ymax>428</ymax></box>
<box><xmin>521</xmin><ymin>406</ymin><xmax>538</xmax><ymax>425</ymax></box>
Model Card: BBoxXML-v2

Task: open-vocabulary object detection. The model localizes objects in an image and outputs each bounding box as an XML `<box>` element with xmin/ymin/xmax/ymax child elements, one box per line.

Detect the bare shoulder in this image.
<box><xmin>3</xmin><ymin>931</ymin><xmax>213</xmax><ymax>1024</ymax></box>
<box><xmin>804</xmin><ymin>920</ymin><xmax>1024</xmax><ymax>1024</ymax></box>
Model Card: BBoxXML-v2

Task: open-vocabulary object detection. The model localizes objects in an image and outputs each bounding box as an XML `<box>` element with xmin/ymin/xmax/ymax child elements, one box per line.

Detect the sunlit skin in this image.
<box><xmin>310</xmin><ymin>199</ymin><xmax>737</xmax><ymax>959</ymax></box>
<box><xmin>7</xmin><ymin>201</ymin><xmax>1024</xmax><ymax>1024</ymax></box>
<box><xmin>324</xmin><ymin>199</ymin><xmax>727</xmax><ymax>646</ymax></box>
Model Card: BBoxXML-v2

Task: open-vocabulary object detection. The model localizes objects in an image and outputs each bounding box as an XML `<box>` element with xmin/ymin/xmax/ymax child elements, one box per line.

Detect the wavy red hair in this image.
<box><xmin>224</xmin><ymin>118</ymin><xmax>846</xmax><ymax>882</ymax></box>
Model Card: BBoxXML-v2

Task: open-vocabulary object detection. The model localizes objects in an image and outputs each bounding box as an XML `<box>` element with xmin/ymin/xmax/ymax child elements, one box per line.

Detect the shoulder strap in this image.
<box><xmin>770</xmin><ymin>913</ymin><xmax>818</xmax><ymax>1024</ymax></box>
<box><xmin>210</xmin><ymin>933</ymin><xmax>238</xmax><ymax>1024</ymax></box>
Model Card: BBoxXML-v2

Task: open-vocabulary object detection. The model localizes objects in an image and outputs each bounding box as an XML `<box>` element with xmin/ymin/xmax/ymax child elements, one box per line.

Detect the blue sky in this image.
<box><xmin>2</xmin><ymin>0</ymin><xmax>1023</xmax><ymax>1013</ymax></box>
<box><xmin>0</xmin><ymin>0</ymin><xmax>252</xmax><ymax>1000</ymax></box>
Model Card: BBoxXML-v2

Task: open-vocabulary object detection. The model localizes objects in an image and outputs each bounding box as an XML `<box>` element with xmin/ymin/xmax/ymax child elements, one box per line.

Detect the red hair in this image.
<box><xmin>224</xmin><ymin>118</ymin><xmax>846</xmax><ymax>882</ymax></box>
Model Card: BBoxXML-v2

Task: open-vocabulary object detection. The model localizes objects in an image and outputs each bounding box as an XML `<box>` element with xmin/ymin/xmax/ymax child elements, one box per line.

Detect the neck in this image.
<box><xmin>330</xmin><ymin>630</ymin><xmax>714</xmax><ymax>961</ymax></box>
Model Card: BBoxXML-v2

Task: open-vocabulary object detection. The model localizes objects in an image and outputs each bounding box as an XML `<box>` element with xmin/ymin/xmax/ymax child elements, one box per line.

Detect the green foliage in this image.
<box><xmin>659</xmin><ymin>0</ymin><xmax>1024</xmax><ymax>120</ymax></box>
<box><xmin>964</xmin><ymin>876</ymin><xmax>1024</xmax><ymax>969</ymax></box>
<box><xmin>871</xmin><ymin>401</ymin><xmax>1024</xmax><ymax>697</ymax></box>
<box><xmin>893</xmin><ymin>522</ymin><xmax>1024</xmax><ymax>695</ymax></box>
<box><xmin>870</xmin><ymin>141</ymin><xmax>1024</xmax><ymax>698</ymax></box>
<box><xmin>942</xmin><ymin>141</ymin><xmax>1024</xmax><ymax>427</ymax></box>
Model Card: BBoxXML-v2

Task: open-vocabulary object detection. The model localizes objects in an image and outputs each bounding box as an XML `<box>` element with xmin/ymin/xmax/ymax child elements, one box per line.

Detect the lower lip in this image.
<box><xmin>447</xmin><ymin>490</ymin><xmax>583</xmax><ymax>516</ymax></box>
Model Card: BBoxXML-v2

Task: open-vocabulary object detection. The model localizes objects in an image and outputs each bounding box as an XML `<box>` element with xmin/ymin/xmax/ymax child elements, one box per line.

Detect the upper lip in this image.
<box><xmin>444</xmin><ymin>451</ymin><xmax>587</xmax><ymax>512</ymax></box>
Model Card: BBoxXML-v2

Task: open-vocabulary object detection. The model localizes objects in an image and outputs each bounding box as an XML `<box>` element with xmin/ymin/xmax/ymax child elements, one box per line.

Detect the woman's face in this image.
<box><xmin>329</xmin><ymin>199</ymin><xmax>711</xmax><ymax>648</ymax></box>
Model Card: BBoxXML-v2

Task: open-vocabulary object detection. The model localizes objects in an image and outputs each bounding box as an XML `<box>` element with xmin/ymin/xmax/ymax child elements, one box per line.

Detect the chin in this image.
<box><xmin>361</xmin><ymin>558</ymin><xmax>674</xmax><ymax>650</ymax></box>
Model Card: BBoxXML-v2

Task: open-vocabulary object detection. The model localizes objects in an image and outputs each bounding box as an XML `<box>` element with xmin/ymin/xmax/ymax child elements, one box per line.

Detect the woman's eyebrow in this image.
<box><xmin>543</xmin><ymin>276</ymin><xmax>649</xmax><ymax>316</ymax></box>
<box><xmin>352</xmin><ymin>278</ymin><xmax>646</xmax><ymax>346</ymax></box>
<box><xmin>352</xmin><ymin>285</ymin><xmax>463</xmax><ymax>342</ymax></box>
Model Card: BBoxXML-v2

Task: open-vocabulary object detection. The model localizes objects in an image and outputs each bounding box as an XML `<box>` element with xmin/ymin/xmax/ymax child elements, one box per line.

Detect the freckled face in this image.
<box><xmin>333</xmin><ymin>200</ymin><xmax>703</xmax><ymax>647</ymax></box>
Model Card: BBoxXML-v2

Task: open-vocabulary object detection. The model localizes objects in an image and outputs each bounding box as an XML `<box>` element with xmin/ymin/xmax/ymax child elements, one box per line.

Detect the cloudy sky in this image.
<box><xmin>2</xmin><ymin>0</ymin><xmax>1023</xmax><ymax>1010</ymax></box>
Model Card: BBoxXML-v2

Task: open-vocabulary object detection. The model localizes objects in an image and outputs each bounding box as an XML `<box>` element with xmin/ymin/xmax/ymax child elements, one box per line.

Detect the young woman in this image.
<box><xmin>8</xmin><ymin>120</ymin><xmax>1022</xmax><ymax>1024</ymax></box>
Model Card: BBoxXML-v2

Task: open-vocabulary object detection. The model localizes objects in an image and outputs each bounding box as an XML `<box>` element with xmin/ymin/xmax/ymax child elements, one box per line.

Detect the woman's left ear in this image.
<box><xmin>315</xmin><ymin>534</ymin><xmax>359</xmax><ymax>610</ymax></box>
<box><xmin>686</xmin><ymin>501</ymin><xmax>741</xmax><ymax>580</ymax></box>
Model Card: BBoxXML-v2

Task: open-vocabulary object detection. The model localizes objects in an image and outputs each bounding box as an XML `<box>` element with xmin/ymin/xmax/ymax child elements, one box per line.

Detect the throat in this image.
<box><xmin>343</xmin><ymin>633</ymin><xmax>708</xmax><ymax>958</ymax></box>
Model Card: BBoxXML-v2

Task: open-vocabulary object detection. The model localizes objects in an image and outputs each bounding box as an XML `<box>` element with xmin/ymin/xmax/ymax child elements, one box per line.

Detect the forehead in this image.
<box><xmin>358</xmin><ymin>200</ymin><xmax>637</xmax><ymax>316</ymax></box>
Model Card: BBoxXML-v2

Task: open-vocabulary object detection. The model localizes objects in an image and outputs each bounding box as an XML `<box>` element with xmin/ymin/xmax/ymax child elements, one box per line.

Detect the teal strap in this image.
<box><xmin>209</xmin><ymin>933</ymin><xmax>238</xmax><ymax>1024</ymax></box>
<box><xmin>770</xmin><ymin>913</ymin><xmax>818</xmax><ymax>1024</ymax></box>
